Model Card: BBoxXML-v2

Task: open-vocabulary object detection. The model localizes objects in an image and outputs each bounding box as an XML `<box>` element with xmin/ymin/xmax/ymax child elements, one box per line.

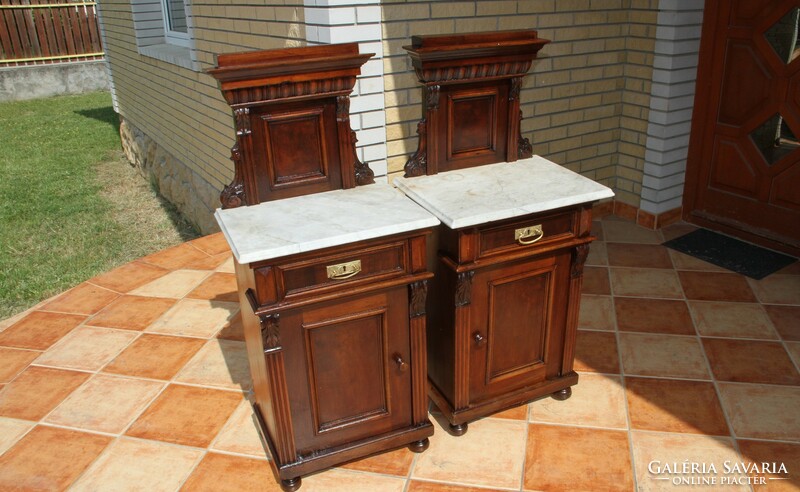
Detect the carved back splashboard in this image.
<box><xmin>403</xmin><ymin>30</ymin><xmax>549</xmax><ymax>177</ymax></box>
<box><xmin>208</xmin><ymin>43</ymin><xmax>375</xmax><ymax>208</ymax></box>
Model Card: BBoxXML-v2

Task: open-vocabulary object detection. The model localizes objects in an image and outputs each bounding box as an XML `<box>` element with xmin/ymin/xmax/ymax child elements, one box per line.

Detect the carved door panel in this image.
<box><xmin>468</xmin><ymin>251</ymin><xmax>570</xmax><ymax>403</ymax></box>
<box><xmin>685</xmin><ymin>0</ymin><xmax>800</xmax><ymax>254</ymax></box>
<box><xmin>280</xmin><ymin>288</ymin><xmax>412</xmax><ymax>455</ymax></box>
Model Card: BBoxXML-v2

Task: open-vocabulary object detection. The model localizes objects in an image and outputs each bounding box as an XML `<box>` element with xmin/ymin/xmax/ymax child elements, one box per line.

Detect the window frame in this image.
<box><xmin>160</xmin><ymin>0</ymin><xmax>190</xmax><ymax>48</ymax></box>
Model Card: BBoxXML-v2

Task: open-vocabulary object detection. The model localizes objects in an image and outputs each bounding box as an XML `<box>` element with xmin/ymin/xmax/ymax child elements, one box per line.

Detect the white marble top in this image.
<box><xmin>215</xmin><ymin>184</ymin><xmax>440</xmax><ymax>264</ymax></box>
<box><xmin>393</xmin><ymin>156</ymin><xmax>615</xmax><ymax>229</ymax></box>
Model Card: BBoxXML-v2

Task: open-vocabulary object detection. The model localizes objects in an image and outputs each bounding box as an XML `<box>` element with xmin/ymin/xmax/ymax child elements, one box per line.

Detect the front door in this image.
<box><xmin>684</xmin><ymin>0</ymin><xmax>800</xmax><ymax>255</ymax></box>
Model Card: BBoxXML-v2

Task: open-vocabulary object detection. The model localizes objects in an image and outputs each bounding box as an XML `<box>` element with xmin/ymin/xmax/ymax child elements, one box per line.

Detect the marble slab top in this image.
<box><xmin>215</xmin><ymin>184</ymin><xmax>440</xmax><ymax>264</ymax></box>
<box><xmin>393</xmin><ymin>156</ymin><xmax>615</xmax><ymax>229</ymax></box>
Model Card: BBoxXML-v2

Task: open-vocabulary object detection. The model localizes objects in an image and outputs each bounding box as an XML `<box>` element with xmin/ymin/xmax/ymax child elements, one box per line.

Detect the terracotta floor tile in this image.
<box><xmin>0</xmin><ymin>347</ymin><xmax>39</xmax><ymax>383</ymax></box>
<box><xmin>601</xmin><ymin>220</ymin><xmax>663</xmax><ymax>244</ymax></box>
<box><xmin>103</xmin><ymin>333</ymin><xmax>206</xmax><ymax>380</ymax></box>
<box><xmin>187</xmin><ymin>272</ymin><xmax>239</xmax><ymax>302</ymax></box>
<box><xmin>586</xmin><ymin>241</ymin><xmax>608</xmax><ymax>266</ymax></box>
<box><xmin>408</xmin><ymin>482</ymin><xmax>507</xmax><ymax>492</ymax></box>
<box><xmin>778</xmin><ymin>261</ymin><xmax>800</xmax><ymax>275</ymax></box>
<box><xmin>210</xmin><ymin>399</ymin><xmax>269</xmax><ymax>458</ymax></box>
<box><xmin>690</xmin><ymin>301</ymin><xmax>778</xmax><ymax>339</ymax></box>
<box><xmin>702</xmin><ymin>338</ymin><xmax>800</xmax><ymax>385</ymax></box>
<box><xmin>146</xmin><ymin>298</ymin><xmax>240</xmax><ymax>338</ymax></box>
<box><xmin>217</xmin><ymin>312</ymin><xmax>245</xmax><ymax>341</ymax></box>
<box><xmin>190</xmin><ymin>232</ymin><xmax>232</xmax><ymax>256</ymax></box>
<box><xmin>70</xmin><ymin>438</ymin><xmax>203</xmax><ymax>492</ymax></box>
<box><xmin>582</xmin><ymin>266</ymin><xmax>611</xmax><ymax>295</ymax></box>
<box><xmin>787</xmin><ymin>342</ymin><xmax>800</xmax><ymax>367</ymax></box>
<box><xmin>139</xmin><ymin>242</ymin><xmax>213</xmax><ymax>270</ymax></box>
<box><xmin>529</xmin><ymin>373</ymin><xmax>627</xmax><ymax>429</ymax></box>
<box><xmin>619</xmin><ymin>332</ymin><xmax>710</xmax><ymax>379</ymax></box>
<box><xmin>0</xmin><ymin>417</ymin><xmax>34</xmax><ymax>455</ymax></box>
<box><xmin>174</xmin><ymin>339</ymin><xmax>252</xmax><ymax>390</ymax></box>
<box><xmin>0</xmin><ymin>426</ymin><xmax>111</xmax><ymax>491</ymax></box>
<box><xmin>718</xmin><ymin>383</ymin><xmax>800</xmax><ymax>441</ymax></box>
<box><xmin>524</xmin><ymin>424</ymin><xmax>633</xmax><ymax>491</ymax></box>
<box><xmin>668</xmin><ymin>249</ymin><xmax>728</xmax><ymax>272</ymax></box>
<box><xmin>573</xmin><ymin>330</ymin><xmax>620</xmax><ymax>373</ymax></box>
<box><xmin>412</xmin><ymin>417</ymin><xmax>527</xmax><ymax>488</ymax></box>
<box><xmin>610</xmin><ymin>268</ymin><xmax>684</xmax><ymax>298</ymax></box>
<box><xmin>340</xmin><ymin>446</ymin><xmax>415</xmax><ymax>476</ymax></box>
<box><xmin>86</xmin><ymin>295</ymin><xmax>177</xmax><ymax>331</ymax></box>
<box><xmin>186</xmin><ymin>252</ymin><xmax>232</xmax><ymax>271</ymax></box>
<box><xmin>660</xmin><ymin>222</ymin><xmax>698</xmax><ymax>242</ymax></box>
<box><xmin>606</xmin><ymin>243</ymin><xmax>674</xmax><ymax>269</ymax></box>
<box><xmin>0</xmin><ymin>311</ymin><xmax>86</xmax><ymax>350</ymax></box>
<box><xmin>41</xmin><ymin>282</ymin><xmax>120</xmax><ymax>315</ymax></box>
<box><xmin>736</xmin><ymin>440</ymin><xmax>800</xmax><ymax>491</ymax></box>
<box><xmin>216</xmin><ymin>255</ymin><xmax>236</xmax><ymax>274</ymax></box>
<box><xmin>491</xmin><ymin>402</ymin><xmax>529</xmax><ymax>420</ymax></box>
<box><xmin>748</xmin><ymin>274</ymin><xmax>800</xmax><ymax>305</ymax></box>
<box><xmin>180</xmin><ymin>453</ymin><xmax>276</xmax><ymax>492</ymax></box>
<box><xmin>679</xmin><ymin>271</ymin><xmax>757</xmax><ymax>302</ymax></box>
<box><xmin>592</xmin><ymin>220</ymin><xmax>604</xmax><ymax>241</ymax></box>
<box><xmin>89</xmin><ymin>260</ymin><xmax>169</xmax><ymax>293</ymax></box>
<box><xmin>44</xmin><ymin>374</ymin><xmax>163</xmax><ymax>434</ymax></box>
<box><xmin>578</xmin><ymin>295</ymin><xmax>615</xmax><ymax>331</ymax></box>
<box><xmin>625</xmin><ymin>377</ymin><xmax>729</xmax><ymax>435</ymax></box>
<box><xmin>129</xmin><ymin>269</ymin><xmax>211</xmax><ymax>299</ymax></box>
<box><xmin>125</xmin><ymin>384</ymin><xmax>242</xmax><ymax>447</ymax></box>
<box><xmin>630</xmin><ymin>431</ymin><xmax>747</xmax><ymax>491</ymax></box>
<box><xmin>0</xmin><ymin>366</ymin><xmax>90</xmax><ymax>420</ymax></box>
<box><xmin>764</xmin><ymin>305</ymin><xmax>800</xmax><ymax>341</ymax></box>
<box><xmin>301</xmin><ymin>468</ymin><xmax>406</xmax><ymax>492</ymax></box>
<box><xmin>34</xmin><ymin>326</ymin><xmax>137</xmax><ymax>371</ymax></box>
<box><xmin>615</xmin><ymin>297</ymin><xmax>695</xmax><ymax>335</ymax></box>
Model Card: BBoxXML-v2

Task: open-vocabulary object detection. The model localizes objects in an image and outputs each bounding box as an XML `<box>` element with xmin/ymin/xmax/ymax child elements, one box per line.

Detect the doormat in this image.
<box><xmin>663</xmin><ymin>228</ymin><xmax>797</xmax><ymax>280</ymax></box>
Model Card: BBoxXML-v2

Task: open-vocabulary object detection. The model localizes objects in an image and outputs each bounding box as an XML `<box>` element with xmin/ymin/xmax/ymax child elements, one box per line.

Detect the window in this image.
<box><xmin>161</xmin><ymin>0</ymin><xmax>189</xmax><ymax>47</ymax></box>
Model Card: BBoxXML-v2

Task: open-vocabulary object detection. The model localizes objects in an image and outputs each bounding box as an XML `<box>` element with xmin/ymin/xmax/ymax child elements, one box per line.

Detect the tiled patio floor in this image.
<box><xmin>0</xmin><ymin>217</ymin><xmax>799</xmax><ymax>491</ymax></box>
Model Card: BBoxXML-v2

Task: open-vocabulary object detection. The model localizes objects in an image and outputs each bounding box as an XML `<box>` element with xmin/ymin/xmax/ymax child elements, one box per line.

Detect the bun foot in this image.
<box><xmin>552</xmin><ymin>387</ymin><xmax>572</xmax><ymax>401</ymax></box>
<box><xmin>408</xmin><ymin>438</ymin><xmax>430</xmax><ymax>453</ymax></box>
<box><xmin>281</xmin><ymin>477</ymin><xmax>302</xmax><ymax>492</ymax></box>
<box><xmin>448</xmin><ymin>422</ymin><xmax>468</xmax><ymax>436</ymax></box>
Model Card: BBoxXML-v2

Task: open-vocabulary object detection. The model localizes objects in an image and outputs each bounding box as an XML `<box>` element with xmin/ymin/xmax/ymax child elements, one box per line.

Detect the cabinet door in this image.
<box><xmin>468</xmin><ymin>250</ymin><xmax>571</xmax><ymax>403</ymax></box>
<box><xmin>281</xmin><ymin>287</ymin><xmax>412</xmax><ymax>455</ymax></box>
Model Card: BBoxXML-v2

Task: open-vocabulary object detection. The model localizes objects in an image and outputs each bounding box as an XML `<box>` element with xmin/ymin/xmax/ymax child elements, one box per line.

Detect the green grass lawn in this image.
<box><xmin>0</xmin><ymin>91</ymin><xmax>199</xmax><ymax>320</ymax></box>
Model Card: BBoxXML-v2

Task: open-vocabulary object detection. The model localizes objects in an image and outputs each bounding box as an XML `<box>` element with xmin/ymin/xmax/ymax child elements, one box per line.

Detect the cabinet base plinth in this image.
<box><xmin>448</xmin><ymin>422</ymin><xmax>468</xmax><ymax>436</ymax></box>
<box><xmin>428</xmin><ymin>373</ymin><xmax>579</xmax><ymax>428</ymax></box>
<box><xmin>551</xmin><ymin>387</ymin><xmax>572</xmax><ymax>401</ymax></box>
<box><xmin>408</xmin><ymin>438</ymin><xmax>430</xmax><ymax>453</ymax></box>
<box><xmin>280</xmin><ymin>477</ymin><xmax>302</xmax><ymax>492</ymax></box>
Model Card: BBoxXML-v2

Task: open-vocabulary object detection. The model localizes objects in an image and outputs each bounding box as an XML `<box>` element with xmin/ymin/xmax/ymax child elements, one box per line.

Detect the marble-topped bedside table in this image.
<box><xmin>394</xmin><ymin>156</ymin><xmax>614</xmax><ymax>436</ymax></box>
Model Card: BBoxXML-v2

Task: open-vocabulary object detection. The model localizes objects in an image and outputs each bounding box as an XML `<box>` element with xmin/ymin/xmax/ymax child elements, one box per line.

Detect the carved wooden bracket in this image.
<box><xmin>404</xmin><ymin>119</ymin><xmax>428</xmax><ymax>177</ymax></box>
<box><xmin>409</xmin><ymin>280</ymin><xmax>428</xmax><ymax>318</ymax></box>
<box><xmin>571</xmin><ymin>243</ymin><xmax>591</xmax><ymax>279</ymax></box>
<box><xmin>455</xmin><ymin>271</ymin><xmax>475</xmax><ymax>307</ymax></box>
<box><xmin>221</xmin><ymin>143</ymin><xmax>246</xmax><ymax>209</ymax></box>
<box><xmin>352</xmin><ymin>130</ymin><xmax>375</xmax><ymax>185</ymax></box>
<box><xmin>234</xmin><ymin>107</ymin><xmax>251</xmax><ymax>136</ymax></box>
<box><xmin>518</xmin><ymin>110</ymin><xmax>533</xmax><ymax>159</ymax></box>
<box><xmin>258</xmin><ymin>313</ymin><xmax>281</xmax><ymax>353</ymax></box>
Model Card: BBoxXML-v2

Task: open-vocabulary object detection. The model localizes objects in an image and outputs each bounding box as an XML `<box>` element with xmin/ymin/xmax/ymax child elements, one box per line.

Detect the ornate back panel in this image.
<box><xmin>403</xmin><ymin>30</ymin><xmax>550</xmax><ymax>177</ymax></box>
<box><xmin>208</xmin><ymin>44</ymin><xmax>374</xmax><ymax>208</ymax></box>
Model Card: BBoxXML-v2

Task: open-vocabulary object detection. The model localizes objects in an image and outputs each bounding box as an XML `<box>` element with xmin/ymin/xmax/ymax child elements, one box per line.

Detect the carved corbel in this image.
<box><xmin>258</xmin><ymin>313</ymin><xmax>281</xmax><ymax>353</ymax></box>
<box><xmin>234</xmin><ymin>107</ymin><xmax>251</xmax><ymax>136</ymax></box>
<box><xmin>220</xmin><ymin>143</ymin><xmax>246</xmax><ymax>208</ymax></box>
<box><xmin>409</xmin><ymin>280</ymin><xmax>428</xmax><ymax>318</ymax></box>
<box><xmin>517</xmin><ymin>110</ymin><xmax>533</xmax><ymax>159</ymax></box>
<box><xmin>425</xmin><ymin>84</ymin><xmax>440</xmax><ymax>110</ymax></box>
<box><xmin>404</xmin><ymin>119</ymin><xmax>428</xmax><ymax>177</ymax></box>
<box><xmin>509</xmin><ymin>77</ymin><xmax>522</xmax><ymax>102</ymax></box>
<box><xmin>571</xmin><ymin>244</ymin><xmax>591</xmax><ymax>279</ymax></box>
<box><xmin>336</xmin><ymin>95</ymin><xmax>350</xmax><ymax>123</ymax></box>
<box><xmin>352</xmin><ymin>130</ymin><xmax>375</xmax><ymax>185</ymax></box>
<box><xmin>454</xmin><ymin>271</ymin><xmax>475</xmax><ymax>307</ymax></box>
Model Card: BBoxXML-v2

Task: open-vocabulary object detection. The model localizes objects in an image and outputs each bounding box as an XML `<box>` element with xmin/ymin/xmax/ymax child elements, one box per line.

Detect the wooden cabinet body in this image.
<box><xmin>425</xmin><ymin>204</ymin><xmax>593</xmax><ymax>431</ymax></box>
<box><xmin>233</xmin><ymin>230</ymin><xmax>434</xmax><ymax>488</ymax></box>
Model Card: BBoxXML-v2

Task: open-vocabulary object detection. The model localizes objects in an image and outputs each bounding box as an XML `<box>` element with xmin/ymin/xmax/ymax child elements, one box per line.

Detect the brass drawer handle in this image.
<box><xmin>326</xmin><ymin>259</ymin><xmax>362</xmax><ymax>280</ymax></box>
<box><xmin>515</xmin><ymin>224</ymin><xmax>544</xmax><ymax>245</ymax></box>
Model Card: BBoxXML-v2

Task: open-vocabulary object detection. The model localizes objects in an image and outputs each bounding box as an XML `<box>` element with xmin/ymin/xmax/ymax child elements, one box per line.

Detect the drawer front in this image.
<box><xmin>279</xmin><ymin>241</ymin><xmax>408</xmax><ymax>297</ymax></box>
<box><xmin>478</xmin><ymin>209</ymin><xmax>575</xmax><ymax>258</ymax></box>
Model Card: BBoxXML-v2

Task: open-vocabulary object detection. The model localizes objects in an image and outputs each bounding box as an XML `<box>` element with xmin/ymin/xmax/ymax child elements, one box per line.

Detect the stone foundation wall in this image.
<box><xmin>119</xmin><ymin>117</ymin><xmax>221</xmax><ymax>234</ymax></box>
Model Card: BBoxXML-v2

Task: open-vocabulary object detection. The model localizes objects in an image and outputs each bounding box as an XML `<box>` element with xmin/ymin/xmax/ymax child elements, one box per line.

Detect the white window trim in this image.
<box><xmin>160</xmin><ymin>0</ymin><xmax>190</xmax><ymax>48</ymax></box>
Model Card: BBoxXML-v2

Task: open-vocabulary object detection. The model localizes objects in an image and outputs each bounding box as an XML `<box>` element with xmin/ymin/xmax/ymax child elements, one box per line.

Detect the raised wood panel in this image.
<box><xmin>710</xmin><ymin>138</ymin><xmax>760</xmax><ymax>196</ymax></box>
<box><xmin>772</xmin><ymin>162</ymin><xmax>800</xmax><ymax>211</ymax></box>
<box><xmin>730</xmin><ymin>0</ymin><xmax>774</xmax><ymax>25</ymax></box>
<box><xmin>718</xmin><ymin>41</ymin><xmax>773</xmax><ymax>126</ymax></box>
<box><xmin>449</xmin><ymin>90</ymin><xmax>497</xmax><ymax>158</ymax></box>
<box><xmin>304</xmin><ymin>307</ymin><xmax>389</xmax><ymax>433</ymax></box>
<box><xmin>265</xmin><ymin>109</ymin><xmax>329</xmax><ymax>187</ymax></box>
